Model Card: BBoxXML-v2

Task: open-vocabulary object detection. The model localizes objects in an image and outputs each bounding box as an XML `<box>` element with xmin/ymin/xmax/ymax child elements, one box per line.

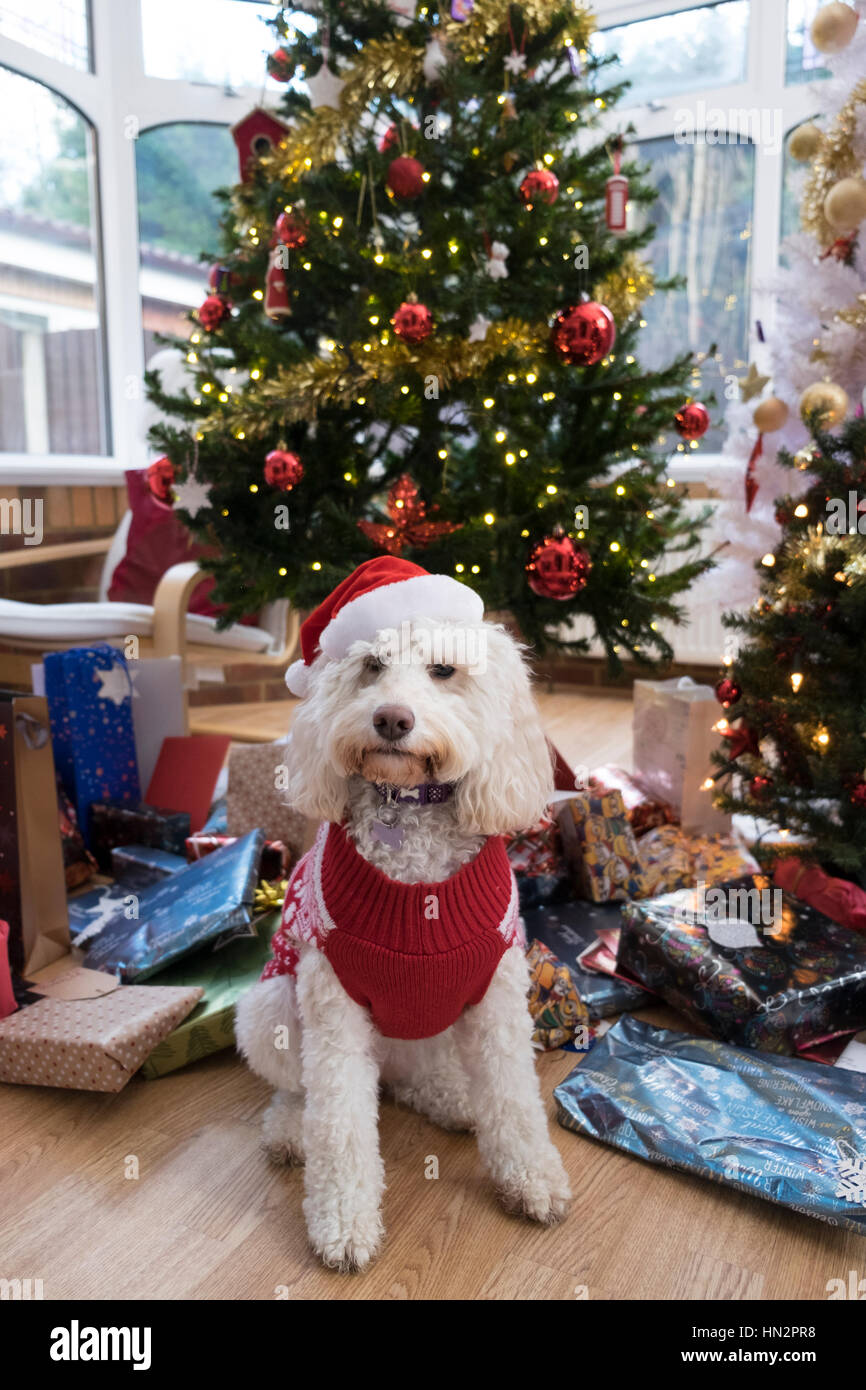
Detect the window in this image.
<box><xmin>0</xmin><ymin>0</ymin><xmax>90</xmax><ymax>71</ymax></box>
<box><xmin>635</xmin><ymin>135</ymin><xmax>755</xmax><ymax>449</ymax></box>
<box><xmin>592</xmin><ymin>1</ymin><xmax>750</xmax><ymax>108</ymax></box>
<box><xmin>0</xmin><ymin>65</ymin><xmax>106</xmax><ymax>453</ymax></box>
<box><xmin>140</xmin><ymin>0</ymin><xmax>281</xmax><ymax>89</ymax></box>
<box><xmin>786</xmin><ymin>0</ymin><xmax>830</xmax><ymax>84</ymax></box>
<box><xmin>136</xmin><ymin>122</ymin><xmax>238</xmax><ymax>359</ymax></box>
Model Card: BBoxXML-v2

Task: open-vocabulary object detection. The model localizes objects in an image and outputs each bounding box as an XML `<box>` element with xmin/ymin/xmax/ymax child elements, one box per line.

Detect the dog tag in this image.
<box><xmin>372</xmin><ymin>819</ymin><xmax>404</xmax><ymax>849</ymax></box>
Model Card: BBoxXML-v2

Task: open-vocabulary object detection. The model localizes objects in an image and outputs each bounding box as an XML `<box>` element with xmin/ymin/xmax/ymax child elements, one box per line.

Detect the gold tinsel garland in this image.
<box><xmin>260</xmin><ymin>4</ymin><xmax>596</xmax><ymax>183</ymax></box>
<box><xmin>593</xmin><ymin>252</ymin><xmax>654</xmax><ymax>324</ymax></box>
<box><xmin>802</xmin><ymin>79</ymin><xmax>866</xmax><ymax>246</ymax></box>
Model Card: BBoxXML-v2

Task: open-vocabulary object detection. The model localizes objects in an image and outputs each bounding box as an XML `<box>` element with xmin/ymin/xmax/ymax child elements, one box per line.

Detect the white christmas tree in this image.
<box><xmin>717</xmin><ymin>0</ymin><xmax>866</xmax><ymax>611</ymax></box>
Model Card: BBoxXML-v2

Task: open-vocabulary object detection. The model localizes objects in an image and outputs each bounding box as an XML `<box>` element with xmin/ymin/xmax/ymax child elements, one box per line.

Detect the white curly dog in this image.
<box><xmin>236</xmin><ymin>559</ymin><xmax>571</xmax><ymax>1271</ymax></box>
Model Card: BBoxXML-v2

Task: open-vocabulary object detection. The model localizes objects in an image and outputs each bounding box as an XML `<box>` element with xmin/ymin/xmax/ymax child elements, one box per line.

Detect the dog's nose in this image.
<box><xmin>372</xmin><ymin>704</ymin><xmax>415</xmax><ymax>742</ymax></box>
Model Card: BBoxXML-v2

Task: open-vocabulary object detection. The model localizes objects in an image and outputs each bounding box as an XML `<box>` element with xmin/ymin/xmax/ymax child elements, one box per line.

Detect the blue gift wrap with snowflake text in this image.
<box><xmin>555</xmin><ymin>1016</ymin><xmax>866</xmax><ymax>1234</ymax></box>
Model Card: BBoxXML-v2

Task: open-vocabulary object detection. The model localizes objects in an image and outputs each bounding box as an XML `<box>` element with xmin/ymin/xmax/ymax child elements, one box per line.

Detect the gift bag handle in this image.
<box><xmin>15</xmin><ymin>711</ymin><xmax>48</xmax><ymax>750</ymax></box>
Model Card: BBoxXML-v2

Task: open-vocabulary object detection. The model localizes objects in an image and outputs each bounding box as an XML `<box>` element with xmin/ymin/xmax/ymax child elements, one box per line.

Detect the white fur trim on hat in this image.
<box><xmin>319</xmin><ymin>572</ymin><xmax>483</xmax><ymax>661</ymax></box>
<box><xmin>285</xmin><ymin>658</ymin><xmax>311</xmax><ymax>697</ymax></box>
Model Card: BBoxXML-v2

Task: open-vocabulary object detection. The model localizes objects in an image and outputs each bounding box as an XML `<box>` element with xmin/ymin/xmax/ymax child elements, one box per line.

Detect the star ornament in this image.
<box><xmin>504</xmin><ymin>51</ymin><xmax>527</xmax><ymax>76</ymax></box>
<box><xmin>738</xmin><ymin>362</ymin><xmax>771</xmax><ymax>403</ymax></box>
<box><xmin>173</xmin><ymin>473</ymin><xmax>212</xmax><ymax>521</ymax></box>
<box><xmin>468</xmin><ymin>314</ymin><xmax>490</xmax><ymax>343</ymax></box>
<box><xmin>358</xmin><ymin>474</ymin><xmax>463</xmax><ymax>556</ymax></box>
<box><xmin>95</xmin><ymin>664</ymin><xmax>131</xmax><ymax>707</ymax></box>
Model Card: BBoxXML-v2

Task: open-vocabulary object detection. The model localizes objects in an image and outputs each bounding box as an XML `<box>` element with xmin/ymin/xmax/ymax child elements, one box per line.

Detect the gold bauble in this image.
<box><xmin>810</xmin><ymin>1</ymin><xmax>859</xmax><ymax>53</ymax></box>
<box><xmin>788</xmin><ymin>122</ymin><xmax>822</xmax><ymax>162</ymax></box>
<box><xmin>753</xmin><ymin>397</ymin><xmax>789</xmax><ymax>433</ymax></box>
<box><xmin>824</xmin><ymin>176</ymin><xmax>866</xmax><ymax>232</ymax></box>
<box><xmin>799</xmin><ymin>381</ymin><xmax>849</xmax><ymax>427</ymax></box>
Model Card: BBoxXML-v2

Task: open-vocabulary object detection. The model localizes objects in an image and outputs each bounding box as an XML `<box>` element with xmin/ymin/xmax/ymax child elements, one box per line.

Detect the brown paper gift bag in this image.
<box><xmin>0</xmin><ymin>694</ymin><xmax>70</xmax><ymax>975</ymax></box>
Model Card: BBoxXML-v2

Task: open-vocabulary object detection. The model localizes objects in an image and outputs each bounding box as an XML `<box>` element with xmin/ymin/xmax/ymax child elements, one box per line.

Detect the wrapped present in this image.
<box><xmin>775</xmin><ymin>859</ymin><xmax>866</xmax><ymax>933</ymax></box>
<box><xmin>526</xmin><ymin>939</ymin><xmax>590</xmax><ymax>1050</ymax></box>
<box><xmin>0</xmin><ymin>960</ymin><xmax>202</xmax><ymax>1092</ymax></box>
<box><xmin>555</xmin><ymin>1015</ymin><xmax>866</xmax><ymax>1235</ymax></box>
<box><xmin>83</xmin><ymin>830</ymin><xmax>264</xmax><ymax>982</ymax></box>
<box><xmin>618</xmin><ymin>875</ymin><xmax>866</xmax><ymax>1055</ymax></box>
<box><xmin>44</xmin><ymin>645</ymin><xmax>141</xmax><ymax>844</ymax></box>
<box><xmin>57</xmin><ymin>779</ymin><xmax>96</xmax><ymax>890</ymax></box>
<box><xmin>522</xmin><ymin>900</ymin><xmax>648</xmax><ymax>1019</ymax></box>
<box><xmin>185</xmin><ymin>833</ymin><xmax>291</xmax><ymax>882</ymax></box>
<box><xmin>0</xmin><ymin>921</ymin><xmax>16</xmax><ymax>1021</ymax></box>
<box><xmin>588</xmin><ymin>765</ymin><xmax>675</xmax><ymax>837</ymax></box>
<box><xmin>633</xmin><ymin>676</ymin><xmax>730</xmax><ymax>834</ymax></box>
<box><xmin>146</xmin><ymin>735</ymin><xmax>231</xmax><ymax>835</ymax></box>
<box><xmin>88</xmin><ymin>800</ymin><xmax>190</xmax><ymax>872</ymax></box>
<box><xmin>505</xmin><ymin>813</ymin><xmax>562</xmax><ymax>878</ymax></box>
<box><xmin>226</xmin><ymin>742</ymin><xmax>311</xmax><ymax>857</ymax></box>
<box><xmin>139</xmin><ymin>910</ymin><xmax>282</xmax><ymax>1078</ymax></box>
<box><xmin>555</xmin><ymin>791</ymin><xmax>645</xmax><ymax>902</ymax></box>
<box><xmin>110</xmin><ymin>844</ymin><xmax>188</xmax><ymax>891</ymax></box>
<box><xmin>637</xmin><ymin>825</ymin><xmax>759</xmax><ymax>898</ymax></box>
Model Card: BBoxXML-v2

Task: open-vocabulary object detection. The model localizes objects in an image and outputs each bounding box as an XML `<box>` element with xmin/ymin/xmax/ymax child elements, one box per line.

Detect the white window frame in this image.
<box><xmin>0</xmin><ymin>0</ymin><xmax>272</xmax><ymax>486</ymax></box>
<box><xmin>593</xmin><ymin>0</ymin><xmax>816</xmax><ymax>483</ymax></box>
<box><xmin>0</xmin><ymin>0</ymin><xmax>818</xmax><ymax>488</ymax></box>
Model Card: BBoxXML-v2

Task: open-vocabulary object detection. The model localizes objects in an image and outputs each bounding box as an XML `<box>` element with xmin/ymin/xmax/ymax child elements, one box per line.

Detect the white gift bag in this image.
<box><xmin>633</xmin><ymin>676</ymin><xmax>731</xmax><ymax>834</ymax></box>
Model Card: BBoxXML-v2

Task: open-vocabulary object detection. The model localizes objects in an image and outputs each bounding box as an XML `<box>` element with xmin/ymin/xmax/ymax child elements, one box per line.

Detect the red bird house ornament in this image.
<box><xmin>358</xmin><ymin>475</ymin><xmax>462</xmax><ymax>555</ymax></box>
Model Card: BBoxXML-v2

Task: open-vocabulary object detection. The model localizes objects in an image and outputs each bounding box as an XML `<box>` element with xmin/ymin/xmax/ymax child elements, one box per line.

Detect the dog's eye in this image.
<box><xmin>429</xmin><ymin>664</ymin><xmax>456</xmax><ymax>681</ymax></box>
<box><xmin>363</xmin><ymin>656</ymin><xmax>384</xmax><ymax>674</ymax></box>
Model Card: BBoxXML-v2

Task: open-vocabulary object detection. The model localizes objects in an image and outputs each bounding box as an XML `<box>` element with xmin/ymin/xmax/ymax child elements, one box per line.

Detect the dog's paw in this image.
<box><xmin>262</xmin><ymin>1093</ymin><xmax>305</xmax><ymax>1166</ymax></box>
<box><xmin>496</xmin><ymin>1149</ymin><xmax>572</xmax><ymax>1225</ymax></box>
<box><xmin>308</xmin><ymin>1209</ymin><xmax>384</xmax><ymax>1273</ymax></box>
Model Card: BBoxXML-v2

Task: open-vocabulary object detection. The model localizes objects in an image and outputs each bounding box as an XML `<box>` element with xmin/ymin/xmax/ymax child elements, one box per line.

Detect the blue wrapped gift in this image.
<box><xmin>44</xmin><ymin>645</ymin><xmax>140</xmax><ymax>844</ymax></box>
<box><xmin>110</xmin><ymin>843</ymin><xmax>188</xmax><ymax>891</ymax></box>
<box><xmin>555</xmin><ymin>1015</ymin><xmax>866</xmax><ymax>1234</ymax></box>
<box><xmin>82</xmin><ymin>830</ymin><xmax>264</xmax><ymax>982</ymax></box>
<box><xmin>523</xmin><ymin>899</ymin><xmax>647</xmax><ymax>1019</ymax></box>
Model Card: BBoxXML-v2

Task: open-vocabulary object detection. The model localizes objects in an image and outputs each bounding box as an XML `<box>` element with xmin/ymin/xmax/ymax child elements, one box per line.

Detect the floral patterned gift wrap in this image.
<box><xmin>617</xmin><ymin>875</ymin><xmax>866</xmax><ymax>1055</ymax></box>
<box><xmin>554</xmin><ymin>1016</ymin><xmax>866</xmax><ymax>1234</ymax></box>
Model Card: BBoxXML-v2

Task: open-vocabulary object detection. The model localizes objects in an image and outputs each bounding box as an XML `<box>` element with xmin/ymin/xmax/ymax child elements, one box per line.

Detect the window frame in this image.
<box><xmin>0</xmin><ymin>0</ymin><xmax>272</xmax><ymax>484</ymax></box>
<box><xmin>593</xmin><ymin>0</ymin><xmax>816</xmax><ymax>482</ymax></box>
<box><xmin>0</xmin><ymin>0</ymin><xmax>821</xmax><ymax>485</ymax></box>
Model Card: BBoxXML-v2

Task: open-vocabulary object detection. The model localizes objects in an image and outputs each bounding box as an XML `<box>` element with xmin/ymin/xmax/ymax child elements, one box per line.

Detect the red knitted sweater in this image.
<box><xmin>262</xmin><ymin>822</ymin><xmax>521</xmax><ymax>1039</ymax></box>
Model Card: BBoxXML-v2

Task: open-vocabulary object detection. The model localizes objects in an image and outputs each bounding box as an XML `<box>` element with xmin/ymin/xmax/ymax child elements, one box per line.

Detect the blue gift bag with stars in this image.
<box><xmin>44</xmin><ymin>644</ymin><xmax>141</xmax><ymax>846</ymax></box>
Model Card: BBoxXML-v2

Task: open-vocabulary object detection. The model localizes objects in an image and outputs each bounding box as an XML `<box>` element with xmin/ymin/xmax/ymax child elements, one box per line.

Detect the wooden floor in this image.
<box><xmin>3</xmin><ymin>689</ymin><xmax>860</xmax><ymax>1300</ymax></box>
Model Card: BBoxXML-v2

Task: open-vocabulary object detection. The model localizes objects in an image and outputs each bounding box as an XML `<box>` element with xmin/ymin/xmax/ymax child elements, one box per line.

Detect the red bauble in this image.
<box><xmin>146</xmin><ymin>456</ymin><xmax>175</xmax><ymax>504</ymax></box>
<box><xmin>267</xmin><ymin>47</ymin><xmax>293</xmax><ymax>82</ymax></box>
<box><xmin>526</xmin><ymin>530</ymin><xmax>591</xmax><ymax>600</ymax></box>
<box><xmin>751</xmin><ymin>774</ymin><xmax>773</xmax><ymax>799</ymax></box>
<box><xmin>274</xmin><ymin>212</ymin><xmax>307</xmax><ymax>249</ymax></box>
<box><xmin>715</xmin><ymin>676</ymin><xmax>742</xmax><ymax>708</ymax></box>
<box><xmin>386</xmin><ymin>155</ymin><xmax>426</xmax><ymax>198</ymax></box>
<box><xmin>674</xmin><ymin>401</ymin><xmax>710</xmax><ymax>441</ymax></box>
<box><xmin>851</xmin><ymin>781</ymin><xmax>866</xmax><ymax>808</ymax></box>
<box><xmin>518</xmin><ymin>168</ymin><xmax>559</xmax><ymax>206</ymax></box>
<box><xmin>198</xmin><ymin>294</ymin><xmax>231</xmax><ymax>331</ymax></box>
<box><xmin>550</xmin><ymin>301</ymin><xmax>616</xmax><ymax>367</ymax></box>
<box><xmin>264</xmin><ymin>450</ymin><xmax>304</xmax><ymax>492</ymax></box>
<box><xmin>391</xmin><ymin>300</ymin><xmax>433</xmax><ymax>344</ymax></box>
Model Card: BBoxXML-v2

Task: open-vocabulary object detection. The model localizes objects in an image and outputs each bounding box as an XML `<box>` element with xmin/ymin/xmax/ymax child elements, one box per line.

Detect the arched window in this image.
<box><xmin>0</xmin><ymin>64</ymin><xmax>107</xmax><ymax>454</ymax></box>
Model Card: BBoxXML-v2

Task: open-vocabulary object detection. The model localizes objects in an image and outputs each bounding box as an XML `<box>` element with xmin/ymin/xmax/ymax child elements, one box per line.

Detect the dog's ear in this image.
<box><xmin>454</xmin><ymin>624</ymin><xmax>554</xmax><ymax>837</ymax></box>
<box><xmin>282</xmin><ymin>661</ymin><xmax>348</xmax><ymax>824</ymax></box>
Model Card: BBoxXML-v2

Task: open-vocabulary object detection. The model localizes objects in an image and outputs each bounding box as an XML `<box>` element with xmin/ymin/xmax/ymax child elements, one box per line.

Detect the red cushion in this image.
<box><xmin>107</xmin><ymin>469</ymin><xmax>225</xmax><ymax>617</ymax></box>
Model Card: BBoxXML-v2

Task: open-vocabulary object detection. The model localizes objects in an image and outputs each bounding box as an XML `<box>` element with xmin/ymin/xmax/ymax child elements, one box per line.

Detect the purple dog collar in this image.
<box><xmin>374</xmin><ymin>782</ymin><xmax>454</xmax><ymax>806</ymax></box>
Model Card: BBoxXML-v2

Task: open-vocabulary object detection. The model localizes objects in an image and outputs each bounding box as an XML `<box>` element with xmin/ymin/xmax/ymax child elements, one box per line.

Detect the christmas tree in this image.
<box><xmin>712</xmin><ymin>411</ymin><xmax>866</xmax><ymax>881</ymax></box>
<box><xmin>146</xmin><ymin>0</ymin><xmax>713</xmax><ymax>668</ymax></box>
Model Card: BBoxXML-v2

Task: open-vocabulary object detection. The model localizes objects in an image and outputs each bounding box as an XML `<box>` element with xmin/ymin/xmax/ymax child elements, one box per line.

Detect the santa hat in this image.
<box><xmin>285</xmin><ymin>556</ymin><xmax>484</xmax><ymax>696</ymax></box>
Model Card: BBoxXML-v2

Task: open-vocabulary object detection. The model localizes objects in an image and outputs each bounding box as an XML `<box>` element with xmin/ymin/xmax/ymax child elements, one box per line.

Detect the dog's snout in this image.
<box><xmin>372</xmin><ymin>704</ymin><xmax>415</xmax><ymax>742</ymax></box>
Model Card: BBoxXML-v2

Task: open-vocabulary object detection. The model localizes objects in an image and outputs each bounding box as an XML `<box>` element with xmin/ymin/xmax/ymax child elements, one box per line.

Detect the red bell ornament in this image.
<box><xmin>674</xmin><ymin>401</ymin><xmax>710</xmax><ymax>441</ymax></box>
<box><xmin>146</xmin><ymin>456</ymin><xmax>175</xmax><ymax>504</ymax></box>
<box><xmin>391</xmin><ymin>300</ymin><xmax>433</xmax><ymax>344</ymax></box>
<box><xmin>715</xmin><ymin>676</ymin><xmax>742</xmax><ymax>709</ymax></box>
<box><xmin>386</xmin><ymin>155</ymin><xmax>426</xmax><ymax>199</ymax></box>
<box><xmin>198</xmin><ymin>294</ymin><xmax>231</xmax><ymax>332</ymax></box>
<box><xmin>264</xmin><ymin>450</ymin><xmax>304</xmax><ymax>491</ymax></box>
<box><xmin>518</xmin><ymin>168</ymin><xmax>559</xmax><ymax>206</ymax></box>
<box><xmin>550</xmin><ymin>301</ymin><xmax>616</xmax><ymax>367</ymax></box>
<box><xmin>526</xmin><ymin>528</ymin><xmax>591</xmax><ymax>600</ymax></box>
